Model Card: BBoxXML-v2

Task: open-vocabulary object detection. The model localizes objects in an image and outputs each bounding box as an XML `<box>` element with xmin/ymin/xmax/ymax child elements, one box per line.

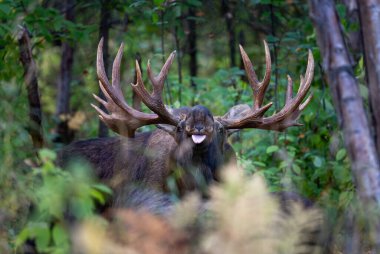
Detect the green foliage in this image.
<box><xmin>14</xmin><ymin>149</ymin><xmax>111</xmax><ymax>253</ymax></box>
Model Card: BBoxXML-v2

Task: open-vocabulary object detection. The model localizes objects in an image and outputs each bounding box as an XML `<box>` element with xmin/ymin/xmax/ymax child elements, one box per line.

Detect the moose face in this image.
<box><xmin>179</xmin><ymin>105</ymin><xmax>215</xmax><ymax>146</ymax></box>
<box><xmin>159</xmin><ymin>105</ymin><xmax>222</xmax><ymax>151</ymax></box>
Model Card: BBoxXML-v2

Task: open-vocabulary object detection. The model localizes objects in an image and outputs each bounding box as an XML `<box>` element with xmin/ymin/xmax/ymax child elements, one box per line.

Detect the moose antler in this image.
<box><xmin>217</xmin><ymin>41</ymin><xmax>314</xmax><ymax>131</ymax></box>
<box><xmin>131</xmin><ymin>50</ymin><xmax>178</xmax><ymax>126</ymax></box>
<box><xmin>92</xmin><ymin>38</ymin><xmax>179</xmax><ymax>137</ymax></box>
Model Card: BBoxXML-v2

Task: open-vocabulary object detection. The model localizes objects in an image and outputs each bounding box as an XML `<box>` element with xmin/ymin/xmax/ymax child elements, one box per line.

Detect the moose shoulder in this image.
<box><xmin>59</xmin><ymin>39</ymin><xmax>314</xmax><ymax>200</ymax></box>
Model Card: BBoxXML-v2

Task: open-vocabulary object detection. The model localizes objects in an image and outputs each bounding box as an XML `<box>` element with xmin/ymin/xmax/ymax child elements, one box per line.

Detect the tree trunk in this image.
<box><xmin>188</xmin><ymin>7</ymin><xmax>197</xmax><ymax>93</ymax></box>
<box><xmin>56</xmin><ymin>0</ymin><xmax>75</xmax><ymax>144</ymax></box>
<box><xmin>343</xmin><ymin>211</ymin><xmax>361</xmax><ymax>254</ymax></box>
<box><xmin>221</xmin><ymin>0</ymin><xmax>236</xmax><ymax>68</ymax></box>
<box><xmin>234</xmin><ymin>30</ymin><xmax>246</xmax><ymax>103</ymax></box>
<box><xmin>98</xmin><ymin>0</ymin><xmax>110</xmax><ymax>137</ymax></box>
<box><xmin>238</xmin><ymin>30</ymin><xmax>246</xmax><ymax>81</ymax></box>
<box><xmin>358</xmin><ymin>0</ymin><xmax>380</xmax><ymax>157</ymax></box>
<box><xmin>160</xmin><ymin>9</ymin><xmax>172</xmax><ymax>105</ymax></box>
<box><xmin>309</xmin><ymin>0</ymin><xmax>380</xmax><ymax>249</ymax></box>
<box><xmin>341</xmin><ymin>0</ymin><xmax>362</xmax><ymax>62</ymax></box>
<box><xmin>269</xmin><ymin>4</ymin><xmax>279</xmax><ymax>111</ymax></box>
<box><xmin>18</xmin><ymin>27</ymin><xmax>44</xmax><ymax>149</ymax></box>
<box><xmin>174</xmin><ymin>25</ymin><xmax>183</xmax><ymax>103</ymax></box>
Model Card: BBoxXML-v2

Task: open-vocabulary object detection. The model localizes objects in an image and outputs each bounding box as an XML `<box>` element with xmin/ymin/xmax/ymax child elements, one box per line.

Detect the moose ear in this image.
<box><xmin>223</xmin><ymin>104</ymin><xmax>251</xmax><ymax>118</ymax></box>
<box><xmin>156</xmin><ymin>124</ymin><xmax>177</xmax><ymax>136</ymax></box>
<box><xmin>221</xmin><ymin>105</ymin><xmax>248</xmax><ymax>137</ymax></box>
<box><xmin>215</xmin><ymin>118</ymin><xmax>240</xmax><ymax>137</ymax></box>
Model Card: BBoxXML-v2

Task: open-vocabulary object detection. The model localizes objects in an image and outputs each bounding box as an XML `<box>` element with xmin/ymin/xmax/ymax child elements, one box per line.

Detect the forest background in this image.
<box><xmin>2</xmin><ymin>0</ymin><xmax>380</xmax><ymax>253</ymax></box>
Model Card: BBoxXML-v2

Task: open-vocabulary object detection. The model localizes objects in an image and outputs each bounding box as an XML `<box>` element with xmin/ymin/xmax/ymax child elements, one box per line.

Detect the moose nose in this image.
<box><xmin>195</xmin><ymin>126</ymin><xmax>203</xmax><ymax>132</ymax></box>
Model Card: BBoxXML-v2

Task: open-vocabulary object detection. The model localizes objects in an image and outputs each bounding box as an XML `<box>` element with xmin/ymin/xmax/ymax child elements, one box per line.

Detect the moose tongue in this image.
<box><xmin>192</xmin><ymin>135</ymin><xmax>206</xmax><ymax>144</ymax></box>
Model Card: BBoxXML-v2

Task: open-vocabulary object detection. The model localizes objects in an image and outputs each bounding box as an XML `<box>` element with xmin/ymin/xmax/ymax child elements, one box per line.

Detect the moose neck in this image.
<box><xmin>173</xmin><ymin>135</ymin><xmax>224</xmax><ymax>192</ymax></box>
<box><xmin>192</xmin><ymin>140</ymin><xmax>221</xmax><ymax>170</ymax></box>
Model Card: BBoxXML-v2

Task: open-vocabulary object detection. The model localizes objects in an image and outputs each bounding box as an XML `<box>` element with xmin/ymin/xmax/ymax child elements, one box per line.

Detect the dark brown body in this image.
<box><xmin>58</xmin><ymin>124</ymin><xmax>236</xmax><ymax>203</ymax></box>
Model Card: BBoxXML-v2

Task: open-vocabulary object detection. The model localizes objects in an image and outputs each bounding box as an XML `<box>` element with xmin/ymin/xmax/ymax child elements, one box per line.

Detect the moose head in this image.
<box><xmin>88</xmin><ymin>38</ymin><xmax>314</xmax><ymax>196</ymax></box>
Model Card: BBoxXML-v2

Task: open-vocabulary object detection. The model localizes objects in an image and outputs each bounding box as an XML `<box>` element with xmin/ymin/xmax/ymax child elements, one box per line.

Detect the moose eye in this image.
<box><xmin>185</xmin><ymin>126</ymin><xmax>191</xmax><ymax>132</ymax></box>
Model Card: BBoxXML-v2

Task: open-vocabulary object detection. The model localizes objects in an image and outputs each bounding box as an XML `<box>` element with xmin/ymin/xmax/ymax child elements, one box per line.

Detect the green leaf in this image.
<box><xmin>292</xmin><ymin>164</ymin><xmax>301</xmax><ymax>175</ymax></box>
<box><xmin>39</xmin><ymin>149</ymin><xmax>57</xmax><ymax>162</ymax></box>
<box><xmin>339</xmin><ymin>191</ymin><xmax>353</xmax><ymax>208</ymax></box>
<box><xmin>153</xmin><ymin>0</ymin><xmax>165</xmax><ymax>6</ymax></box>
<box><xmin>53</xmin><ymin>18</ymin><xmax>63</xmax><ymax>31</ymax></box>
<box><xmin>15</xmin><ymin>227</ymin><xmax>30</xmax><ymax>247</ymax></box>
<box><xmin>313</xmin><ymin>156</ymin><xmax>323</xmax><ymax>168</ymax></box>
<box><xmin>92</xmin><ymin>183</ymin><xmax>113</xmax><ymax>195</ymax></box>
<box><xmin>336</xmin><ymin>149</ymin><xmax>347</xmax><ymax>161</ymax></box>
<box><xmin>173</xmin><ymin>100</ymin><xmax>181</xmax><ymax>108</ymax></box>
<box><xmin>52</xmin><ymin>224</ymin><xmax>69</xmax><ymax>247</ymax></box>
<box><xmin>279</xmin><ymin>161</ymin><xmax>288</xmax><ymax>169</ymax></box>
<box><xmin>253</xmin><ymin>161</ymin><xmax>266</xmax><ymax>167</ymax></box>
<box><xmin>187</xmin><ymin>0</ymin><xmax>202</xmax><ymax>7</ymax></box>
<box><xmin>34</xmin><ymin>224</ymin><xmax>50</xmax><ymax>252</ymax></box>
<box><xmin>70</xmin><ymin>197</ymin><xmax>94</xmax><ymax>219</ymax></box>
<box><xmin>152</xmin><ymin>12</ymin><xmax>159</xmax><ymax>24</ymax></box>
<box><xmin>0</xmin><ymin>3</ymin><xmax>12</xmax><ymax>14</ymax></box>
<box><xmin>264</xmin><ymin>167</ymin><xmax>278</xmax><ymax>176</ymax></box>
<box><xmin>90</xmin><ymin>189</ymin><xmax>105</xmax><ymax>204</ymax></box>
<box><xmin>266</xmin><ymin>145</ymin><xmax>279</xmax><ymax>154</ymax></box>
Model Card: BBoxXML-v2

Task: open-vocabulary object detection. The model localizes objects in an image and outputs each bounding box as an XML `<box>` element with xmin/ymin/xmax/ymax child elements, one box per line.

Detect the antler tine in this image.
<box><xmin>131</xmin><ymin>51</ymin><xmax>179</xmax><ymax>125</ymax></box>
<box><xmin>291</xmin><ymin>50</ymin><xmax>314</xmax><ymax>107</ymax></box>
<box><xmin>298</xmin><ymin>75</ymin><xmax>304</xmax><ymax>93</ymax></box>
<box><xmin>286</xmin><ymin>75</ymin><xmax>293</xmax><ymax>103</ymax></box>
<box><xmin>239</xmin><ymin>40</ymin><xmax>271</xmax><ymax>110</ymax></box>
<box><xmin>97</xmin><ymin>38</ymin><xmax>112</xmax><ymax>88</ymax></box>
<box><xmin>239</xmin><ymin>45</ymin><xmax>259</xmax><ymax>88</ymax></box>
<box><xmin>111</xmin><ymin>42</ymin><xmax>124</xmax><ymax>92</ymax></box>
<box><xmin>133</xmin><ymin>60</ymin><xmax>151</xmax><ymax>101</ymax></box>
<box><xmin>300</xmin><ymin>94</ymin><xmax>313</xmax><ymax>111</ymax></box>
<box><xmin>147</xmin><ymin>51</ymin><xmax>176</xmax><ymax>100</ymax></box>
<box><xmin>301</xmin><ymin>50</ymin><xmax>314</xmax><ymax>93</ymax></box>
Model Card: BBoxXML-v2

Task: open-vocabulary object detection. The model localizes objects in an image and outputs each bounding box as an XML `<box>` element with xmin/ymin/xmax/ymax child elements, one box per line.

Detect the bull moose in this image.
<box><xmin>59</xmin><ymin>38</ymin><xmax>314</xmax><ymax>206</ymax></box>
